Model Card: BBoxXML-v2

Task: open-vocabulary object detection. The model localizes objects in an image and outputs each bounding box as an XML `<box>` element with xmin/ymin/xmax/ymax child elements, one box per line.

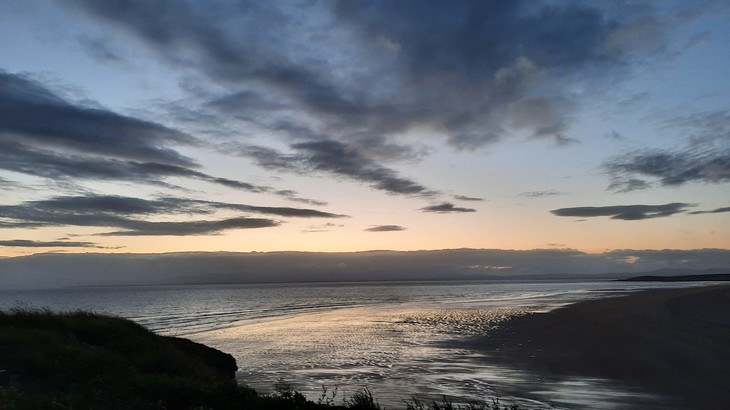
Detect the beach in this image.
<box><xmin>469</xmin><ymin>284</ymin><xmax>730</xmax><ymax>409</ymax></box>
<box><xmin>5</xmin><ymin>281</ymin><xmax>728</xmax><ymax>408</ymax></box>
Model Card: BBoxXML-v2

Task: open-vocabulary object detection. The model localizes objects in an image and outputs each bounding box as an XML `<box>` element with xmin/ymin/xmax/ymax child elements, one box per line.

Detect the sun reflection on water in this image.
<box><xmin>194</xmin><ymin>301</ymin><xmax>678</xmax><ymax>409</ymax></box>
<box><xmin>195</xmin><ymin>306</ymin><xmax>524</xmax><ymax>404</ymax></box>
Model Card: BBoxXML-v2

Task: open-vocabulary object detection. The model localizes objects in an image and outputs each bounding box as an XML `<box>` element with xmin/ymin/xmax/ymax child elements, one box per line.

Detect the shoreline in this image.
<box><xmin>466</xmin><ymin>284</ymin><xmax>730</xmax><ymax>409</ymax></box>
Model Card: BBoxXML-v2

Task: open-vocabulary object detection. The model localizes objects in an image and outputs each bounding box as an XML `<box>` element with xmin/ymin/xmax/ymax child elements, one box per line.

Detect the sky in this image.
<box><xmin>0</xmin><ymin>0</ymin><xmax>729</xmax><ymax>258</ymax></box>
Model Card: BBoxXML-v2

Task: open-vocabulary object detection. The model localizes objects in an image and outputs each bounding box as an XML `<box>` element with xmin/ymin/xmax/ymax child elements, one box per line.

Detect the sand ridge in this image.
<box><xmin>470</xmin><ymin>285</ymin><xmax>730</xmax><ymax>409</ymax></box>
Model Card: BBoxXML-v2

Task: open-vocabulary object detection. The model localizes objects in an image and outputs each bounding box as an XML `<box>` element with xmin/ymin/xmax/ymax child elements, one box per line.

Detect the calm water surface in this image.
<box><xmin>0</xmin><ymin>280</ymin><xmax>707</xmax><ymax>409</ymax></box>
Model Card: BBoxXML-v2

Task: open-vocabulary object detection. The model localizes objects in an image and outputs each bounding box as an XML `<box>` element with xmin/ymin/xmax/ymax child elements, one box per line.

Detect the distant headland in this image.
<box><xmin>620</xmin><ymin>273</ymin><xmax>730</xmax><ymax>282</ymax></box>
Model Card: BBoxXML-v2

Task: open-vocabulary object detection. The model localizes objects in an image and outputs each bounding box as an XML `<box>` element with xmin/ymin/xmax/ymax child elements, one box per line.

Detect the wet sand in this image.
<box><xmin>469</xmin><ymin>285</ymin><xmax>730</xmax><ymax>409</ymax></box>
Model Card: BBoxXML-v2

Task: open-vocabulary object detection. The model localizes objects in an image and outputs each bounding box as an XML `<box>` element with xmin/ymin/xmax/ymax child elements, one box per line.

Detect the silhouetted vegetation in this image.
<box><xmin>0</xmin><ymin>310</ymin><xmax>530</xmax><ymax>409</ymax></box>
<box><xmin>345</xmin><ymin>387</ymin><xmax>380</xmax><ymax>409</ymax></box>
<box><xmin>405</xmin><ymin>396</ymin><xmax>520</xmax><ymax>410</ymax></box>
<box><xmin>0</xmin><ymin>309</ymin><xmax>255</xmax><ymax>409</ymax></box>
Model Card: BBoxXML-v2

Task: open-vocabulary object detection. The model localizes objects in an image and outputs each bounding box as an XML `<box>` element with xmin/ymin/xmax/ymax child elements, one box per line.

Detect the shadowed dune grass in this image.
<box><xmin>0</xmin><ymin>309</ymin><xmax>256</xmax><ymax>409</ymax></box>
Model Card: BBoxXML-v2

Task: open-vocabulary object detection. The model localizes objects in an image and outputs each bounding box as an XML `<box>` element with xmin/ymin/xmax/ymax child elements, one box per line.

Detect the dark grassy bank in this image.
<box><xmin>0</xmin><ymin>310</ymin><xmax>524</xmax><ymax>410</ymax></box>
<box><xmin>0</xmin><ymin>309</ymin><xmax>256</xmax><ymax>409</ymax></box>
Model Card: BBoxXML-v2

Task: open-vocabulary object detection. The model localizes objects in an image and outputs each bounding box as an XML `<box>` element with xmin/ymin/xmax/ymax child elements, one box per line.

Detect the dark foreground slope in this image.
<box><xmin>0</xmin><ymin>311</ymin><xmax>387</xmax><ymax>410</ymax></box>
<box><xmin>470</xmin><ymin>285</ymin><xmax>730</xmax><ymax>409</ymax></box>
<box><xmin>0</xmin><ymin>310</ymin><xmax>254</xmax><ymax>409</ymax></box>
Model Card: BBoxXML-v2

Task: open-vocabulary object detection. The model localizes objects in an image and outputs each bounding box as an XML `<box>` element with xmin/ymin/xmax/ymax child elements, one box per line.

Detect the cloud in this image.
<box><xmin>605</xmin><ymin>110</ymin><xmax>730</xmax><ymax>191</ymax></box>
<box><xmin>688</xmin><ymin>206</ymin><xmax>730</xmax><ymax>215</ymax></box>
<box><xmin>665</xmin><ymin>111</ymin><xmax>730</xmax><ymax>149</ymax></box>
<box><xmin>420</xmin><ymin>202</ymin><xmax>476</xmax><ymax>213</ymax></box>
<box><xmin>0</xmin><ymin>71</ymin><xmax>323</xmax><ymax>204</ymax></box>
<box><xmin>60</xmin><ymin>0</ymin><xmax>717</xmax><ymax>205</ymax></box>
<box><xmin>301</xmin><ymin>222</ymin><xmax>344</xmax><ymax>233</ymax></box>
<box><xmin>453</xmin><ymin>195</ymin><xmax>484</xmax><ymax>202</ymax></box>
<box><xmin>685</xmin><ymin>30</ymin><xmax>712</xmax><ymax>48</ymax></box>
<box><xmin>608</xmin><ymin>178</ymin><xmax>652</xmax><ymax>193</ymax></box>
<box><xmin>0</xmin><ymin>240</ymin><xmax>97</xmax><ymax>248</ymax></box>
<box><xmin>604</xmin><ymin>248</ymin><xmax>730</xmax><ymax>270</ymax></box>
<box><xmin>338</xmin><ymin>1</ymin><xmax>635</xmax><ymax>75</ymax></box>
<box><xmin>77</xmin><ymin>35</ymin><xmax>125</xmax><ymax>63</ymax></box>
<box><xmin>215</xmin><ymin>203</ymin><xmax>342</xmax><ymax>218</ymax></box>
<box><xmin>244</xmin><ymin>140</ymin><xmax>435</xmax><ymax>196</ymax></box>
<box><xmin>606</xmin><ymin>149</ymin><xmax>730</xmax><ymax>191</ymax></box>
<box><xmin>551</xmin><ymin>203</ymin><xmax>694</xmax><ymax>220</ymax></box>
<box><xmin>0</xmin><ymin>176</ymin><xmax>25</xmax><ymax>190</ymax></box>
<box><xmin>520</xmin><ymin>190</ymin><xmax>564</xmax><ymax>198</ymax></box>
<box><xmin>273</xmin><ymin>190</ymin><xmax>327</xmax><ymax>207</ymax></box>
<box><xmin>96</xmin><ymin>217</ymin><xmax>278</xmax><ymax>236</ymax></box>
<box><xmin>508</xmin><ymin>97</ymin><xmax>574</xmax><ymax>143</ymax></box>
<box><xmin>41</xmin><ymin>195</ymin><xmax>343</xmax><ymax>218</ymax></box>
<box><xmin>175</xmin><ymin>198</ymin><xmax>345</xmax><ymax>218</ymax></box>
<box><xmin>0</xmin><ymin>196</ymin><xmax>281</xmax><ymax>235</ymax></box>
<box><xmin>0</xmin><ymin>194</ymin><xmax>344</xmax><ymax>235</ymax></box>
<box><xmin>365</xmin><ymin>225</ymin><xmax>405</xmax><ymax>232</ymax></box>
<box><xmin>0</xmin><ymin>138</ymin><xmax>267</xmax><ymax>193</ymax></box>
<box><xmin>29</xmin><ymin>195</ymin><xmax>171</xmax><ymax>215</ymax></box>
<box><xmin>0</xmin><ymin>71</ymin><xmax>194</xmax><ymax>165</ymax></box>
<box><xmin>66</xmin><ymin>0</ymin><xmax>687</xmax><ymax>168</ymax></box>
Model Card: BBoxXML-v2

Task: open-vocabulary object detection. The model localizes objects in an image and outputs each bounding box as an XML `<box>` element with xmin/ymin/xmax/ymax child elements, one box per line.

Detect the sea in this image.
<box><xmin>0</xmin><ymin>280</ymin><xmax>709</xmax><ymax>409</ymax></box>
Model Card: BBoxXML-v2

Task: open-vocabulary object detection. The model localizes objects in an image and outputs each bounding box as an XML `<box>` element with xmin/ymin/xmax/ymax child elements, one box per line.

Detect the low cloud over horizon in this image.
<box><xmin>1</xmin><ymin>248</ymin><xmax>729</xmax><ymax>289</ymax></box>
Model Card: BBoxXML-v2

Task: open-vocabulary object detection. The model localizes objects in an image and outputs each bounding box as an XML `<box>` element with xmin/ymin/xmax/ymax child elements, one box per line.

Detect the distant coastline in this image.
<box><xmin>620</xmin><ymin>273</ymin><xmax>730</xmax><ymax>282</ymax></box>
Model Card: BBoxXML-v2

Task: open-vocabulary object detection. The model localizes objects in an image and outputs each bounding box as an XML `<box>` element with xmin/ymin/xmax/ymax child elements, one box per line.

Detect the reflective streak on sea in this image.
<box><xmin>0</xmin><ymin>280</ymin><xmax>709</xmax><ymax>409</ymax></box>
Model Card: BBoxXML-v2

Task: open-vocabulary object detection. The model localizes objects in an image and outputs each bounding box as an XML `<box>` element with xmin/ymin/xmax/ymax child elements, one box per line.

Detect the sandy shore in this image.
<box><xmin>469</xmin><ymin>285</ymin><xmax>730</xmax><ymax>409</ymax></box>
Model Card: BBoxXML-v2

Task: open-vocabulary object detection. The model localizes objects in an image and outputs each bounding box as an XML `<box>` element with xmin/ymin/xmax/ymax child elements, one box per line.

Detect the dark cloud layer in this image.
<box><xmin>0</xmin><ymin>138</ymin><xmax>272</xmax><ymax>194</ymax></box>
<box><xmin>0</xmin><ymin>240</ymin><xmax>96</xmax><ymax>248</ymax></box>
<box><xmin>689</xmin><ymin>207</ymin><xmax>730</xmax><ymax>215</ymax></box>
<box><xmin>551</xmin><ymin>203</ymin><xmax>694</xmax><ymax>220</ymax></box>
<box><xmin>365</xmin><ymin>225</ymin><xmax>405</xmax><ymax>232</ymax></box>
<box><xmin>337</xmin><ymin>1</ymin><xmax>619</xmax><ymax>76</ymax></box>
<box><xmin>420</xmin><ymin>202</ymin><xmax>476</xmax><ymax>213</ymax></box>
<box><xmin>97</xmin><ymin>217</ymin><xmax>277</xmax><ymax>236</ymax></box>
<box><xmin>65</xmin><ymin>0</ymin><xmax>684</xmax><ymax>195</ymax></box>
<box><xmin>606</xmin><ymin>110</ymin><xmax>730</xmax><ymax>192</ymax></box>
<box><xmin>606</xmin><ymin>150</ymin><xmax>730</xmax><ymax>192</ymax></box>
<box><xmin>3</xmin><ymin>248</ymin><xmax>730</xmax><ymax>289</ymax></box>
<box><xmin>0</xmin><ymin>194</ymin><xmax>341</xmax><ymax>236</ymax></box>
<box><xmin>453</xmin><ymin>195</ymin><xmax>484</xmax><ymax>202</ymax></box>
<box><xmin>520</xmin><ymin>190</ymin><xmax>564</xmax><ymax>198</ymax></box>
<box><xmin>0</xmin><ymin>71</ymin><xmax>194</xmax><ymax>165</ymax></box>
<box><xmin>0</xmin><ymin>72</ymin><xmax>322</xmax><ymax>204</ymax></box>
<box><xmin>21</xmin><ymin>195</ymin><xmax>343</xmax><ymax>219</ymax></box>
<box><xmin>334</xmin><ymin>1</ymin><xmax>640</xmax><ymax>148</ymax></box>
<box><xmin>244</xmin><ymin>140</ymin><xmax>433</xmax><ymax>196</ymax></box>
